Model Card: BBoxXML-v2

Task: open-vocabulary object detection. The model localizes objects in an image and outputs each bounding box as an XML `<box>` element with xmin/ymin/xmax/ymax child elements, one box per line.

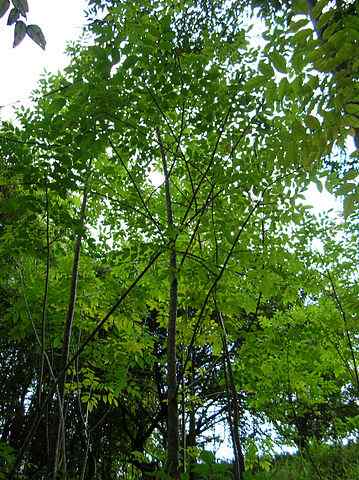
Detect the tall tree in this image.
<box><xmin>0</xmin><ymin>1</ymin><xmax>358</xmax><ymax>479</ymax></box>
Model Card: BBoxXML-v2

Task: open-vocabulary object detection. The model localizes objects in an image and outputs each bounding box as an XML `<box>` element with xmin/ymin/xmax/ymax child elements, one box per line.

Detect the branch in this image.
<box><xmin>109</xmin><ymin>137</ymin><xmax>164</xmax><ymax>239</ymax></box>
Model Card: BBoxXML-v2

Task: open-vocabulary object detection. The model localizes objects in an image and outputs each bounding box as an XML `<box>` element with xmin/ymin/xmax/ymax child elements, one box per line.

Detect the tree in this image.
<box><xmin>0</xmin><ymin>0</ymin><xmax>358</xmax><ymax>479</ymax></box>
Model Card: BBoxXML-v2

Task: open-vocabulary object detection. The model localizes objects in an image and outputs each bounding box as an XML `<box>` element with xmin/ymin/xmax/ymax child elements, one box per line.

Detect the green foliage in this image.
<box><xmin>0</xmin><ymin>0</ymin><xmax>358</xmax><ymax>478</ymax></box>
<box><xmin>246</xmin><ymin>442</ymin><xmax>359</xmax><ymax>480</ymax></box>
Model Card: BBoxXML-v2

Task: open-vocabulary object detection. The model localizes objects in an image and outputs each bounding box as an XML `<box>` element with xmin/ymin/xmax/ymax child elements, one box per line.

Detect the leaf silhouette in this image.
<box><xmin>26</xmin><ymin>24</ymin><xmax>46</xmax><ymax>50</ymax></box>
<box><xmin>11</xmin><ymin>0</ymin><xmax>28</xmax><ymax>17</ymax></box>
<box><xmin>0</xmin><ymin>0</ymin><xmax>10</xmax><ymax>19</ymax></box>
<box><xmin>13</xmin><ymin>20</ymin><xmax>26</xmax><ymax>48</ymax></box>
<box><xmin>7</xmin><ymin>7</ymin><xmax>20</xmax><ymax>25</ymax></box>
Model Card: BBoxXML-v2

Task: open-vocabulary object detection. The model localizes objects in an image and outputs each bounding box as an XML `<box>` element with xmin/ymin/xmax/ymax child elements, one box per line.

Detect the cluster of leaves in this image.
<box><xmin>0</xmin><ymin>0</ymin><xmax>358</xmax><ymax>479</ymax></box>
<box><xmin>245</xmin><ymin>441</ymin><xmax>359</xmax><ymax>479</ymax></box>
<box><xmin>0</xmin><ymin>0</ymin><xmax>45</xmax><ymax>49</ymax></box>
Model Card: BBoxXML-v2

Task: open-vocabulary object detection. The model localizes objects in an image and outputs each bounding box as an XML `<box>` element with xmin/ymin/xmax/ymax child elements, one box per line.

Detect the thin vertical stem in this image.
<box><xmin>157</xmin><ymin>127</ymin><xmax>179</xmax><ymax>478</ymax></box>
<box><xmin>39</xmin><ymin>182</ymin><xmax>50</xmax><ymax>405</ymax></box>
<box><xmin>54</xmin><ymin>184</ymin><xmax>89</xmax><ymax>478</ymax></box>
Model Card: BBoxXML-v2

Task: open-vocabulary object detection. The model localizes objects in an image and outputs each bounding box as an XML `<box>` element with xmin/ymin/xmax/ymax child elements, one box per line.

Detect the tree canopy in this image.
<box><xmin>0</xmin><ymin>0</ymin><xmax>358</xmax><ymax>479</ymax></box>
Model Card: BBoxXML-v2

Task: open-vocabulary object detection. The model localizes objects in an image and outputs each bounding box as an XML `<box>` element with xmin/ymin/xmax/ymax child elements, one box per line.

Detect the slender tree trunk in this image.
<box><xmin>54</xmin><ymin>187</ymin><xmax>89</xmax><ymax>478</ymax></box>
<box><xmin>181</xmin><ymin>361</ymin><xmax>187</xmax><ymax>475</ymax></box>
<box><xmin>157</xmin><ymin>128</ymin><xmax>179</xmax><ymax>478</ymax></box>
<box><xmin>39</xmin><ymin>182</ymin><xmax>50</xmax><ymax>406</ymax></box>
<box><xmin>187</xmin><ymin>361</ymin><xmax>197</xmax><ymax>480</ymax></box>
<box><xmin>218</xmin><ymin>311</ymin><xmax>245</xmax><ymax>479</ymax></box>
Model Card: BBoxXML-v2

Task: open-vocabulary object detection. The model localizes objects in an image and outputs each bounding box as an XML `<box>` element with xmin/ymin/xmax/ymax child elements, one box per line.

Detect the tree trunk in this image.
<box><xmin>157</xmin><ymin>128</ymin><xmax>179</xmax><ymax>478</ymax></box>
<box><xmin>218</xmin><ymin>311</ymin><xmax>245</xmax><ymax>479</ymax></box>
<box><xmin>54</xmin><ymin>187</ymin><xmax>89</xmax><ymax>478</ymax></box>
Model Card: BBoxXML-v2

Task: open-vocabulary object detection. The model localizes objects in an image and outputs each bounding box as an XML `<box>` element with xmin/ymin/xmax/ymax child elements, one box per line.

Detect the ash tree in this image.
<box><xmin>0</xmin><ymin>0</ymin><xmax>358</xmax><ymax>479</ymax></box>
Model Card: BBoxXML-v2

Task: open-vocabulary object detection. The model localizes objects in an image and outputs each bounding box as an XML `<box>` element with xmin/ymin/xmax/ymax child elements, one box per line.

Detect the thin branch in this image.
<box><xmin>324</xmin><ymin>269</ymin><xmax>359</xmax><ymax>394</ymax></box>
<box><xmin>179</xmin><ymin>107</ymin><xmax>232</xmax><ymax>230</ymax></box>
<box><xmin>54</xmin><ymin>183</ymin><xmax>89</xmax><ymax>478</ymax></box>
<box><xmin>181</xmin><ymin>197</ymin><xmax>262</xmax><ymax>377</ymax></box>
<box><xmin>39</xmin><ymin>182</ymin><xmax>51</xmax><ymax>405</ymax></box>
<box><xmin>156</xmin><ymin>126</ymin><xmax>179</xmax><ymax>477</ymax></box>
<box><xmin>109</xmin><ymin>137</ymin><xmax>164</xmax><ymax>238</ymax></box>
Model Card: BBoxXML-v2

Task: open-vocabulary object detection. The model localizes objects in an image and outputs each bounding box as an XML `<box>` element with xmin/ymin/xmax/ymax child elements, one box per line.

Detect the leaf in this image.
<box><xmin>26</xmin><ymin>24</ymin><xmax>46</xmax><ymax>50</ymax></box>
<box><xmin>314</xmin><ymin>178</ymin><xmax>323</xmax><ymax>193</ymax></box>
<box><xmin>334</xmin><ymin>43</ymin><xmax>354</xmax><ymax>67</ymax></box>
<box><xmin>258</xmin><ymin>60</ymin><xmax>274</xmax><ymax>78</ymax></box>
<box><xmin>293</xmin><ymin>0</ymin><xmax>308</xmax><ymax>14</ymax></box>
<box><xmin>344</xmin><ymin>115</ymin><xmax>359</xmax><ymax>129</ymax></box>
<box><xmin>344</xmin><ymin>15</ymin><xmax>359</xmax><ymax>30</ymax></box>
<box><xmin>13</xmin><ymin>20</ymin><xmax>26</xmax><ymax>48</ymax></box>
<box><xmin>7</xmin><ymin>7</ymin><xmax>19</xmax><ymax>25</ymax></box>
<box><xmin>48</xmin><ymin>97</ymin><xmax>66</xmax><ymax>114</ymax></box>
<box><xmin>290</xmin><ymin>18</ymin><xmax>309</xmax><ymax>32</ymax></box>
<box><xmin>345</xmin><ymin>103</ymin><xmax>359</xmax><ymax>116</ymax></box>
<box><xmin>343</xmin><ymin>169</ymin><xmax>358</xmax><ymax>181</ymax></box>
<box><xmin>245</xmin><ymin>75</ymin><xmax>266</xmax><ymax>91</ymax></box>
<box><xmin>312</xmin><ymin>0</ymin><xmax>330</xmax><ymax>19</ymax></box>
<box><xmin>11</xmin><ymin>0</ymin><xmax>28</xmax><ymax>16</ymax></box>
<box><xmin>123</xmin><ymin>55</ymin><xmax>138</xmax><ymax>69</ymax></box>
<box><xmin>292</xmin><ymin>28</ymin><xmax>313</xmax><ymax>46</ymax></box>
<box><xmin>322</xmin><ymin>21</ymin><xmax>339</xmax><ymax>41</ymax></box>
<box><xmin>305</xmin><ymin>115</ymin><xmax>321</xmax><ymax>130</ymax></box>
<box><xmin>317</xmin><ymin>9</ymin><xmax>335</xmax><ymax>31</ymax></box>
<box><xmin>278</xmin><ymin>77</ymin><xmax>290</xmax><ymax>99</ymax></box>
<box><xmin>337</xmin><ymin>182</ymin><xmax>356</xmax><ymax>195</ymax></box>
<box><xmin>343</xmin><ymin>195</ymin><xmax>356</xmax><ymax>220</ymax></box>
<box><xmin>270</xmin><ymin>51</ymin><xmax>287</xmax><ymax>73</ymax></box>
<box><xmin>0</xmin><ymin>0</ymin><xmax>10</xmax><ymax>18</ymax></box>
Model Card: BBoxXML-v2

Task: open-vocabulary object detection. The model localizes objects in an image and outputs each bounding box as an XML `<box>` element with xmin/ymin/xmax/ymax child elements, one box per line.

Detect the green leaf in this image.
<box><xmin>312</xmin><ymin>0</ymin><xmax>330</xmax><ymax>19</ymax></box>
<box><xmin>343</xmin><ymin>169</ymin><xmax>358</xmax><ymax>181</ymax></box>
<box><xmin>314</xmin><ymin>178</ymin><xmax>323</xmax><ymax>193</ymax></box>
<box><xmin>344</xmin><ymin>15</ymin><xmax>359</xmax><ymax>30</ymax></box>
<box><xmin>7</xmin><ymin>7</ymin><xmax>19</xmax><ymax>25</ymax></box>
<box><xmin>0</xmin><ymin>0</ymin><xmax>10</xmax><ymax>18</ymax></box>
<box><xmin>305</xmin><ymin>115</ymin><xmax>321</xmax><ymax>130</ymax></box>
<box><xmin>290</xmin><ymin>18</ymin><xmax>309</xmax><ymax>32</ymax></box>
<box><xmin>317</xmin><ymin>9</ymin><xmax>335</xmax><ymax>31</ymax></box>
<box><xmin>245</xmin><ymin>75</ymin><xmax>266</xmax><ymax>91</ymax></box>
<box><xmin>334</xmin><ymin>43</ymin><xmax>355</xmax><ymax>67</ymax></box>
<box><xmin>293</xmin><ymin>0</ymin><xmax>308</xmax><ymax>14</ymax></box>
<box><xmin>278</xmin><ymin>77</ymin><xmax>290</xmax><ymax>99</ymax></box>
<box><xmin>322</xmin><ymin>21</ymin><xmax>339</xmax><ymax>41</ymax></box>
<box><xmin>292</xmin><ymin>28</ymin><xmax>313</xmax><ymax>46</ymax></box>
<box><xmin>13</xmin><ymin>20</ymin><xmax>26</xmax><ymax>48</ymax></box>
<box><xmin>337</xmin><ymin>182</ymin><xmax>356</xmax><ymax>195</ymax></box>
<box><xmin>270</xmin><ymin>51</ymin><xmax>287</xmax><ymax>73</ymax></box>
<box><xmin>345</xmin><ymin>104</ymin><xmax>359</xmax><ymax>116</ymax></box>
<box><xmin>343</xmin><ymin>194</ymin><xmax>356</xmax><ymax>219</ymax></box>
<box><xmin>258</xmin><ymin>60</ymin><xmax>274</xmax><ymax>78</ymax></box>
<box><xmin>48</xmin><ymin>97</ymin><xmax>66</xmax><ymax>114</ymax></box>
<box><xmin>26</xmin><ymin>24</ymin><xmax>46</xmax><ymax>50</ymax></box>
<box><xmin>11</xmin><ymin>0</ymin><xmax>28</xmax><ymax>16</ymax></box>
<box><xmin>123</xmin><ymin>55</ymin><xmax>138</xmax><ymax>69</ymax></box>
<box><xmin>344</xmin><ymin>115</ymin><xmax>359</xmax><ymax>129</ymax></box>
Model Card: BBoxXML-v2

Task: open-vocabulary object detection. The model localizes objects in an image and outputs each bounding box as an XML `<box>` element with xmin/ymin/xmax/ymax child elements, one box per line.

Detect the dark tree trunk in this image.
<box><xmin>157</xmin><ymin>128</ymin><xmax>179</xmax><ymax>478</ymax></box>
